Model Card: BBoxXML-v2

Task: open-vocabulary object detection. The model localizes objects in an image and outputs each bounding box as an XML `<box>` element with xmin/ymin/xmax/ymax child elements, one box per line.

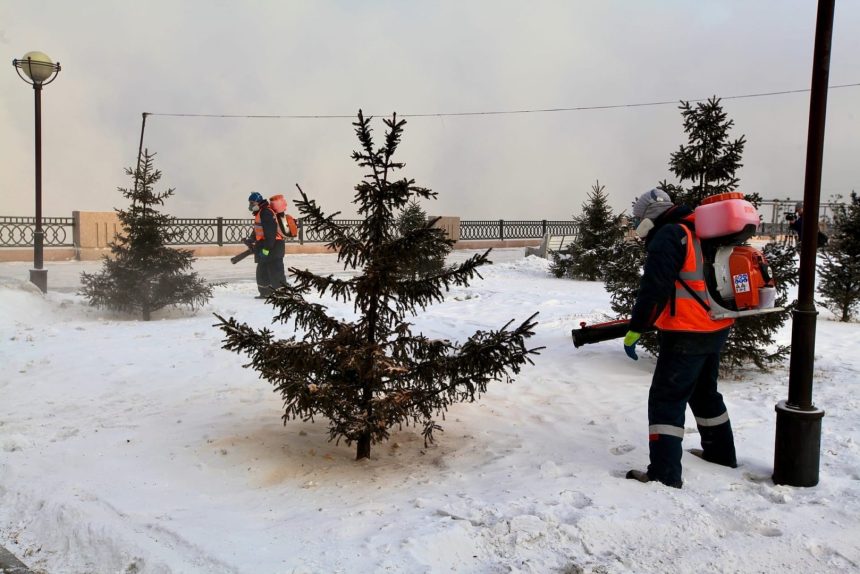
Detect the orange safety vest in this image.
<box><xmin>254</xmin><ymin>206</ymin><xmax>284</xmax><ymax>242</ymax></box>
<box><xmin>654</xmin><ymin>223</ymin><xmax>734</xmax><ymax>333</ymax></box>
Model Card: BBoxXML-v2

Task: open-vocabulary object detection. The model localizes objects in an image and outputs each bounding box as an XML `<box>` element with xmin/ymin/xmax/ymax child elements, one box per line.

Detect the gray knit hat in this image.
<box><xmin>632</xmin><ymin>188</ymin><xmax>673</xmax><ymax>220</ymax></box>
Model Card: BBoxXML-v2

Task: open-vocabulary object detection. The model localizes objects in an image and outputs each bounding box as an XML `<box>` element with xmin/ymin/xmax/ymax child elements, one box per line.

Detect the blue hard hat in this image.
<box><xmin>248</xmin><ymin>192</ymin><xmax>264</xmax><ymax>203</ymax></box>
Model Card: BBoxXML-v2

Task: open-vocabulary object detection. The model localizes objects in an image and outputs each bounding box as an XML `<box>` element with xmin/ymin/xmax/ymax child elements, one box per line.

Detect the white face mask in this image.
<box><xmin>250</xmin><ymin>203</ymin><xmax>260</xmax><ymax>213</ymax></box>
<box><xmin>635</xmin><ymin>218</ymin><xmax>654</xmax><ymax>238</ymax></box>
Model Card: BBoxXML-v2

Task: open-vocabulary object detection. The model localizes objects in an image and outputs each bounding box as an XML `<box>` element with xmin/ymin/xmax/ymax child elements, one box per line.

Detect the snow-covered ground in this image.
<box><xmin>1</xmin><ymin>249</ymin><xmax>858</xmax><ymax>574</ymax></box>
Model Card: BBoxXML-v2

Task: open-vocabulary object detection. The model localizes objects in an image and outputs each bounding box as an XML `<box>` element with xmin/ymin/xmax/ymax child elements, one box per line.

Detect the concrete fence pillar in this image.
<box><xmin>73</xmin><ymin>211</ymin><xmax>121</xmax><ymax>260</ymax></box>
<box><xmin>430</xmin><ymin>216</ymin><xmax>460</xmax><ymax>241</ymax></box>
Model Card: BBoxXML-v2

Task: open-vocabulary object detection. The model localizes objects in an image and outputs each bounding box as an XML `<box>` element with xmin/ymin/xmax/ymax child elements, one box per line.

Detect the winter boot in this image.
<box><xmin>696</xmin><ymin>420</ymin><xmax>737</xmax><ymax>468</ymax></box>
<box><xmin>647</xmin><ymin>434</ymin><xmax>684</xmax><ymax>487</ymax></box>
<box><xmin>626</xmin><ymin>469</ymin><xmax>682</xmax><ymax>489</ymax></box>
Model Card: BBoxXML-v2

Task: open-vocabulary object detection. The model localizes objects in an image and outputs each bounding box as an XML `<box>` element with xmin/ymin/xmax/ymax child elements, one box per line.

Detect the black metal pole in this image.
<box><xmin>134</xmin><ymin>113</ymin><xmax>148</xmax><ymax>198</ymax></box>
<box><xmin>773</xmin><ymin>0</ymin><xmax>833</xmax><ymax>487</ymax></box>
<box><xmin>29</xmin><ymin>82</ymin><xmax>47</xmax><ymax>293</ymax></box>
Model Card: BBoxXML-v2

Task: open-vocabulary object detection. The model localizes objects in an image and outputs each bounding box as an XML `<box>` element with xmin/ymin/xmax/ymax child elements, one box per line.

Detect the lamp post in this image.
<box><xmin>773</xmin><ymin>0</ymin><xmax>834</xmax><ymax>487</ymax></box>
<box><xmin>12</xmin><ymin>51</ymin><xmax>61</xmax><ymax>293</ymax></box>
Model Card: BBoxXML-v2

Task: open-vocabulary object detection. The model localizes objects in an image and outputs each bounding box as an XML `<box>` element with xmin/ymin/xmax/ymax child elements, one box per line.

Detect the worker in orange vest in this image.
<box><xmin>248</xmin><ymin>192</ymin><xmax>286</xmax><ymax>299</ymax></box>
<box><xmin>624</xmin><ymin>189</ymin><xmax>737</xmax><ymax>488</ymax></box>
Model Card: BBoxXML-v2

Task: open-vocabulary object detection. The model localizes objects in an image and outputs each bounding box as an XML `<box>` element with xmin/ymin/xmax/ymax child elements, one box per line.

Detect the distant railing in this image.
<box><xmin>163</xmin><ymin>217</ymin><xmax>369</xmax><ymax>246</ymax></box>
<box><xmin>165</xmin><ymin>218</ymin><xmax>253</xmax><ymax>245</ymax></box>
<box><xmin>0</xmin><ymin>216</ymin><xmax>74</xmax><ymax>247</ymax></box>
<box><xmin>4</xmin><ymin>202</ymin><xmax>848</xmax><ymax>250</ymax></box>
<box><xmin>299</xmin><ymin>219</ymin><xmax>364</xmax><ymax>243</ymax></box>
<box><xmin>460</xmin><ymin>219</ymin><xmax>578</xmax><ymax>241</ymax></box>
<box><xmin>1</xmin><ymin>216</ymin><xmax>572</xmax><ymax>248</ymax></box>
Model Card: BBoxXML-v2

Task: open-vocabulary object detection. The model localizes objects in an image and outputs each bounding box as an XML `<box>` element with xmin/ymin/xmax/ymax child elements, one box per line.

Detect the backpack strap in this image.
<box><xmin>678</xmin><ymin>277</ymin><xmax>711</xmax><ymax>312</ymax></box>
<box><xmin>677</xmin><ymin>220</ymin><xmax>711</xmax><ymax>313</ymax></box>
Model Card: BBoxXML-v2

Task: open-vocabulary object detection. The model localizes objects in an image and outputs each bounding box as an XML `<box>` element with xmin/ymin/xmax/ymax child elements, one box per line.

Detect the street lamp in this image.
<box><xmin>772</xmin><ymin>0</ymin><xmax>833</xmax><ymax>487</ymax></box>
<box><xmin>12</xmin><ymin>51</ymin><xmax>61</xmax><ymax>293</ymax></box>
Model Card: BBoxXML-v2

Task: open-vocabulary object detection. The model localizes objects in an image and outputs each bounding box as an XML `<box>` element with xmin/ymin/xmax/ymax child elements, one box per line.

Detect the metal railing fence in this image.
<box><xmin>2</xmin><ymin>216</ymin><xmax>576</xmax><ymax>248</ymax></box>
<box><xmin>0</xmin><ymin>216</ymin><xmax>74</xmax><ymax>247</ymax></box>
<box><xmin>2</xmin><ymin>201</ymin><xmax>846</xmax><ymax>249</ymax></box>
<box><xmin>460</xmin><ymin>219</ymin><xmax>578</xmax><ymax>241</ymax></box>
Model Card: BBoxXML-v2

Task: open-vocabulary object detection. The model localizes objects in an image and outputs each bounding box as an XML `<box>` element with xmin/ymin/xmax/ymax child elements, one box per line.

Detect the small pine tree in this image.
<box><xmin>658</xmin><ymin>97</ymin><xmax>746</xmax><ymax>207</ymax></box>
<box><xmin>80</xmin><ymin>150</ymin><xmax>215</xmax><ymax>320</ymax></box>
<box><xmin>818</xmin><ymin>192</ymin><xmax>860</xmax><ymax>322</ymax></box>
<box><xmin>550</xmin><ymin>181</ymin><xmax>624</xmax><ymax>281</ymax></box>
<box><xmin>395</xmin><ymin>199</ymin><xmax>450</xmax><ymax>277</ymax></box>
<box><xmin>215</xmin><ymin>111</ymin><xmax>540</xmax><ymax>460</ymax></box>
<box><xmin>603</xmin><ymin>234</ymin><xmax>644</xmax><ymax>318</ymax></box>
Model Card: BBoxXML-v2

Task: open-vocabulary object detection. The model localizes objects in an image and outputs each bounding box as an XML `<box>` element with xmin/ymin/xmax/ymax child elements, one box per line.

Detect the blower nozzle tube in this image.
<box><xmin>571</xmin><ymin>319</ymin><xmax>633</xmax><ymax>348</ymax></box>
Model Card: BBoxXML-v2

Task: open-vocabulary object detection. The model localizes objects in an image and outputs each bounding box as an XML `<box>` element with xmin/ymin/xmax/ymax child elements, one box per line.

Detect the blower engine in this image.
<box><xmin>696</xmin><ymin>193</ymin><xmax>779</xmax><ymax>320</ymax></box>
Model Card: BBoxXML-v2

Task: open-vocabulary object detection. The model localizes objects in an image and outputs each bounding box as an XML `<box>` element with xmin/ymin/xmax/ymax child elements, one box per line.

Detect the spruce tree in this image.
<box><xmin>550</xmin><ymin>181</ymin><xmax>624</xmax><ymax>281</ymax></box>
<box><xmin>395</xmin><ymin>199</ymin><xmax>450</xmax><ymax>277</ymax></box>
<box><xmin>80</xmin><ymin>150</ymin><xmax>215</xmax><ymax>320</ymax></box>
<box><xmin>818</xmin><ymin>192</ymin><xmax>860</xmax><ymax>322</ymax></box>
<box><xmin>603</xmin><ymin>97</ymin><xmax>792</xmax><ymax>369</ymax></box>
<box><xmin>658</xmin><ymin>97</ymin><xmax>746</xmax><ymax>207</ymax></box>
<box><xmin>215</xmin><ymin>111</ymin><xmax>540</xmax><ymax>460</ymax></box>
<box><xmin>659</xmin><ymin>98</ymin><xmax>792</xmax><ymax>370</ymax></box>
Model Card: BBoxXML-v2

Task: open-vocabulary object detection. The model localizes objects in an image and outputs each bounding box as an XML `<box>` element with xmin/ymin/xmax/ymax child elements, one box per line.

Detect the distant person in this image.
<box><xmin>789</xmin><ymin>201</ymin><xmax>828</xmax><ymax>250</ymax></box>
<box><xmin>789</xmin><ymin>201</ymin><xmax>804</xmax><ymax>237</ymax></box>
<box><xmin>623</xmin><ymin>189</ymin><xmax>737</xmax><ymax>489</ymax></box>
<box><xmin>247</xmin><ymin>192</ymin><xmax>286</xmax><ymax>299</ymax></box>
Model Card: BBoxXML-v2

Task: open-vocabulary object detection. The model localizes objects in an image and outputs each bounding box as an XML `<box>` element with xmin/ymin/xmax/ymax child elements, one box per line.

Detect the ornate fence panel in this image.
<box><xmin>221</xmin><ymin>218</ymin><xmax>254</xmax><ymax>244</ymax></box>
<box><xmin>0</xmin><ymin>216</ymin><xmax>74</xmax><ymax>247</ymax></box>
<box><xmin>164</xmin><ymin>218</ymin><xmax>221</xmax><ymax>245</ymax></box>
<box><xmin>460</xmin><ymin>219</ymin><xmax>577</xmax><ymax>241</ymax></box>
<box><xmin>163</xmin><ymin>217</ymin><xmax>259</xmax><ymax>246</ymax></box>
<box><xmin>298</xmin><ymin>219</ymin><xmax>363</xmax><ymax>244</ymax></box>
<box><xmin>544</xmin><ymin>220</ymin><xmax>580</xmax><ymax>237</ymax></box>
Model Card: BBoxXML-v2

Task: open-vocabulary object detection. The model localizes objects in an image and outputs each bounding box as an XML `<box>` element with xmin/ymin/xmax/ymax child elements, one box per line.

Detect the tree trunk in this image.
<box><xmin>356</xmin><ymin>433</ymin><xmax>371</xmax><ymax>460</ymax></box>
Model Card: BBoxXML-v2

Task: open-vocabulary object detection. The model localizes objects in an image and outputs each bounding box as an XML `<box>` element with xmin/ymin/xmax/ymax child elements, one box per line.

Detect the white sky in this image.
<box><xmin>1</xmin><ymin>0</ymin><xmax>858</xmax><ymax>220</ymax></box>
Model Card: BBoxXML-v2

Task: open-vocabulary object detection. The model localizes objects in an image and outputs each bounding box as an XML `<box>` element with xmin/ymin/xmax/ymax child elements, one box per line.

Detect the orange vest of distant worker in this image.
<box><xmin>254</xmin><ymin>206</ymin><xmax>284</xmax><ymax>242</ymax></box>
<box><xmin>654</xmin><ymin>222</ymin><xmax>734</xmax><ymax>333</ymax></box>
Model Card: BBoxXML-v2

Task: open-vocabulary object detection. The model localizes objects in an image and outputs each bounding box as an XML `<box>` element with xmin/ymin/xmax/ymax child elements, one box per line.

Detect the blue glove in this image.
<box><xmin>623</xmin><ymin>330</ymin><xmax>641</xmax><ymax>360</ymax></box>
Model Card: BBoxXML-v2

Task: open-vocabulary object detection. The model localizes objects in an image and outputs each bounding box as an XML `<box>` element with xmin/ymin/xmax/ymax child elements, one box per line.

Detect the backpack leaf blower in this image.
<box><xmin>572</xmin><ymin>192</ymin><xmax>783</xmax><ymax>347</ymax></box>
<box><xmin>694</xmin><ymin>192</ymin><xmax>783</xmax><ymax>320</ymax></box>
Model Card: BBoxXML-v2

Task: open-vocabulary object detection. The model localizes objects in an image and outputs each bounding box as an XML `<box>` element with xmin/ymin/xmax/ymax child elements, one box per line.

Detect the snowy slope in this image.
<box><xmin>0</xmin><ymin>250</ymin><xmax>858</xmax><ymax>573</ymax></box>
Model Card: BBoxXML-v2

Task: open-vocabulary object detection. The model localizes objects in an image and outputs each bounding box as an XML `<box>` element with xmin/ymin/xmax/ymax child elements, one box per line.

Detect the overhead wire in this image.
<box><xmin>144</xmin><ymin>82</ymin><xmax>860</xmax><ymax>120</ymax></box>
